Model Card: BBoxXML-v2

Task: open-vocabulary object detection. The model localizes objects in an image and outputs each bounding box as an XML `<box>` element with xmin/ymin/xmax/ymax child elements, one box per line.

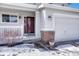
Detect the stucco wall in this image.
<box><xmin>40</xmin><ymin>8</ymin><xmax>79</xmax><ymax>31</ymax></box>
<box><xmin>40</xmin><ymin>8</ymin><xmax>79</xmax><ymax>42</ymax></box>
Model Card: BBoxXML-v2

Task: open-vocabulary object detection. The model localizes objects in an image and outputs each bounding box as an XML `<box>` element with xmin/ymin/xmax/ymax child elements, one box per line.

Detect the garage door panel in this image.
<box><xmin>55</xmin><ymin>14</ymin><xmax>79</xmax><ymax>42</ymax></box>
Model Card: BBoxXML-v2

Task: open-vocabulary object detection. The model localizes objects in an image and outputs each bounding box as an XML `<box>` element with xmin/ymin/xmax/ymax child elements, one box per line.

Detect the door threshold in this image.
<box><xmin>24</xmin><ymin>33</ymin><xmax>35</xmax><ymax>36</ymax></box>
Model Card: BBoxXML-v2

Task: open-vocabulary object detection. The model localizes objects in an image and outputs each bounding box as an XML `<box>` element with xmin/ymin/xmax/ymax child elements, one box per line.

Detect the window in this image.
<box><xmin>2</xmin><ymin>14</ymin><xmax>9</xmax><ymax>22</ymax></box>
<box><xmin>10</xmin><ymin>15</ymin><xmax>17</xmax><ymax>22</ymax></box>
<box><xmin>2</xmin><ymin>14</ymin><xmax>17</xmax><ymax>22</ymax></box>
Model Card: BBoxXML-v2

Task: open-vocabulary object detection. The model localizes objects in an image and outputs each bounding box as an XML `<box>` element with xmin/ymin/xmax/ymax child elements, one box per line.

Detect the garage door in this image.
<box><xmin>54</xmin><ymin>14</ymin><xmax>79</xmax><ymax>42</ymax></box>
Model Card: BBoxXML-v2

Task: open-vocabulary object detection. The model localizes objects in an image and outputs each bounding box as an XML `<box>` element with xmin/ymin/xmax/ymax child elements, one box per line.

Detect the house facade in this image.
<box><xmin>0</xmin><ymin>3</ymin><xmax>79</xmax><ymax>45</ymax></box>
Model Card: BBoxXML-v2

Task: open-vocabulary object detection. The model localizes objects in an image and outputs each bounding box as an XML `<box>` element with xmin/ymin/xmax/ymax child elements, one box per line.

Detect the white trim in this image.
<box><xmin>2</xmin><ymin>3</ymin><xmax>38</xmax><ymax>9</ymax></box>
<box><xmin>0</xmin><ymin>3</ymin><xmax>37</xmax><ymax>11</ymax></box>
<box><xmin>35</xmin><ymin>11</ymin><xmax>41</xmax><ymax>38</ymax></box>
<box><xmin>39</xmin><ymin>4</ymin><xmax>79</xmax><ymax>13</ymax></box>
<box><xmin>0</xmin><ymin>3</ymin><xmax>79</xmax><ymax>13</ymax></box>
<box><xmin>53</xmin><ymin>13</ymin><xmax>79</xmax><ymax>18</ymax></box>
<box><xmin>41</xmin><ymin>28</ymin><xmax>55</xmax><ymax>31</ymax></box>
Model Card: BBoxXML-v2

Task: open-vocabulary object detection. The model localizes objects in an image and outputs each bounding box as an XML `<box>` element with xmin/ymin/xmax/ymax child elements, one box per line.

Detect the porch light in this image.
<box><xmin>48</xmin><ymin>15</ymin><xmax>52</xmax><ymax>20</ymax></box>
<box><xmin>19</xmin><ymin>16</ymin><xmax>21</xmax><ymax>19</ymax></box>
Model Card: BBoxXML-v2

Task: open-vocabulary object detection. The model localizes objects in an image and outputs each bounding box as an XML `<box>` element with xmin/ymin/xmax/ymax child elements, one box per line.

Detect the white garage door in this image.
<box><xmin>54</xmin><ymin>14</ymin><xmax>79</xmax><ymax>42</ymax></box>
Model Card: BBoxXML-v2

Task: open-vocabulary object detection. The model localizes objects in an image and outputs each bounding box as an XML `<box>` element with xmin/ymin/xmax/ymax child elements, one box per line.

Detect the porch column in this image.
<box><xmin>41</xmin><ymin>9</ymin><xmax>55</xmax><ymax>45</ymax></box>
<box><xmin>35</xmin><ymin>11</ymin><xmax>41</xmax><ymax>39</ymax></box>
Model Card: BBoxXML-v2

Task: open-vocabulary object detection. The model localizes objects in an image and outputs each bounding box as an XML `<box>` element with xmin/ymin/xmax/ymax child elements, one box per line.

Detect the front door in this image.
<box><xmin>24</xmin><ymin>17</ymin><xmax>35</xmax><ymax>34</ymax></box>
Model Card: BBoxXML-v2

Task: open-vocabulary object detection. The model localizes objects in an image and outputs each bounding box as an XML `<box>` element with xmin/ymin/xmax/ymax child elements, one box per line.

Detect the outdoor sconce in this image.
<box><xmin>19</xmin><ymin>16</ymin><xmax>21</xmax><ymax>19</ymax></box>
<box><xmin>48</xmin><ymin>15</ymin><xmax>52</xmax><ymax>20</ymax></box>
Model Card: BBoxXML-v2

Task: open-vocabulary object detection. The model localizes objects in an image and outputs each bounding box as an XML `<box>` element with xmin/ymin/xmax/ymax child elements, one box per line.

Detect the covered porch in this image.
<box><xmin>0</xmin><ymin>3</ymin><xmax>41</xmax><ymax>45</ymax></box>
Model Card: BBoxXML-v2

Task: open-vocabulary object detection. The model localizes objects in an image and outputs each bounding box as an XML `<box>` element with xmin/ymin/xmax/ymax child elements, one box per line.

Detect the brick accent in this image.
<box><xmin>41</xmin><ymin>31</ymin><xmax>55</xmax><ymax>44</ymax></box>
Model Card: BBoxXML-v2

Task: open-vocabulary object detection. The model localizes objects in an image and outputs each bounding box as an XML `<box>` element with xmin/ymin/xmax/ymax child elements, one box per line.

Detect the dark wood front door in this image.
<box><xmin>24</xmin><ymin>17</ymin><xmax>35</xmax><ymax>34</ymax></box>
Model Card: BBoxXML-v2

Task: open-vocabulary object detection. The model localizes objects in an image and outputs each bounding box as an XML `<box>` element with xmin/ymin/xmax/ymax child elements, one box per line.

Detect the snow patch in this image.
<box><xmin>0</xmin><ymin>44</ymin><xmax>79</xmax><ymax>56</ymax></box>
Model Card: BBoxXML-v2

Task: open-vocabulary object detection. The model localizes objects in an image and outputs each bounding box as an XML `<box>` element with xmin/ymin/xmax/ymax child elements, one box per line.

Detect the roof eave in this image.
<box><xmin>0</xmin><ymin>3</ymin><xmax>38</xmax><ymax>11</ymax></box>
<box><xmin>38</xmin><ymin>4</ymin><xmax>79</xmax><ymax>13</ymax></box>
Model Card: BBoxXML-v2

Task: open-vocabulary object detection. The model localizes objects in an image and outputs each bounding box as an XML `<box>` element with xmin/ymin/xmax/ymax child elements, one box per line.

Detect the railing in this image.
<box><xmin>0</xmin><ymin>26</ymin><xmax>22</xmax><ymax>44</ymax></box>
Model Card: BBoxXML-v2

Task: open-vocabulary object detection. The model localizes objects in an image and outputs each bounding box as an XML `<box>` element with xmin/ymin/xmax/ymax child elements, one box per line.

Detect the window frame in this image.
<box><xmin>2</xmin><ymin>14</ymin><xmax>18</xmax><ymax>23</ymax></box>
<box><xmin>1</xmin><ymin>13</ymin><xmax>19</xmax><ymax>24</ymax></box>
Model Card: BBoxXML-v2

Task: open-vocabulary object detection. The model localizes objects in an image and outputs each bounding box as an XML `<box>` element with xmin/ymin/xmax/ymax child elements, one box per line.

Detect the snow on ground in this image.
<box><xmin>0</xmin><ymin>43</ymin><xmax>79</xmax><ymax>56</ymax></box>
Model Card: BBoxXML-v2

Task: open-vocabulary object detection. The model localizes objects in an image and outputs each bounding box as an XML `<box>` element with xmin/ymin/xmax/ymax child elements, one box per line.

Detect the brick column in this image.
<box><xmin>41</xmin><ymin>31</ymin><xmax>55</xmax><ymax>44</ymax></box>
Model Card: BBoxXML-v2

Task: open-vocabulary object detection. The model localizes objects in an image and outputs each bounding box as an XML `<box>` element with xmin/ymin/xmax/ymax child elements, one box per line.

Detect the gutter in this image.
<box><xmin>38</xmin><ymin>4</ymin><xmax>79</xmax><ymax>13</ymax></box>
